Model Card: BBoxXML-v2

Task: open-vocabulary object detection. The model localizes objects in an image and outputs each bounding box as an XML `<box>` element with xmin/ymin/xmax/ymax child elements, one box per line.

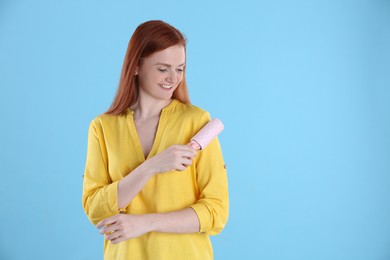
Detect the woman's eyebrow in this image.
<box><xmin>155</xmin><ymin>62</ymin><xmax>186</xmax><ymax>67</ymax></box>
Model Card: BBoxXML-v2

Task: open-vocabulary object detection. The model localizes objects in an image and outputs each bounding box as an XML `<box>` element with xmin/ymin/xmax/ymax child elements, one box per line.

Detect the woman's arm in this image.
<box><xmin>189</xmin><ymin>112</ymin><xmax>229</xmax><ymax>235</ymax></box>
<box><xmin>117</xmin><ymin>144</ymin><xmax>197</xmax><ymax>209</ymax></box>
<box><xmin>99</xmin><ymin>135</ymin><xmax>228</xmax><ymax>244</ymax></box>
<box><xmin>83</xmin><ymin>119</ymin><xmax>196</xmax><ymax>224</ymax></box>
<box><xmin>90</xmin><ymin>112</ymin><xmax>228</xmax><ymax>244</ymax></box>
<box><xmin>99</xmin><ymin>114</ymin><xmax>228</xmax><ymax>244</ymax></box>
<box><xmin>83</xmin><ymin>120</ymin><xmax>120</xmax><ymax>224</ymax></box>
<box><xmin>97</xmin><ymin>208</ymin><xmax>199</xmax><ymax>244</ymax></box>
<box><xmin>116</xmin><ymin>163</ymin><xmax>154</xmax><ymax>210</ymax></box>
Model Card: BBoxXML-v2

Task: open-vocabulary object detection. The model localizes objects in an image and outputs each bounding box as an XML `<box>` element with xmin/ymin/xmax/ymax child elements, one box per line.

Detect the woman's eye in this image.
<box><xmin>158</xmin><ymin>68</ymin><xmax>167</xmax><ymax>72</ymax></box>
<box><xmin>177</xmin><ymin>68</ymin><xmax>184</xmax><ymax>72</ymax></box>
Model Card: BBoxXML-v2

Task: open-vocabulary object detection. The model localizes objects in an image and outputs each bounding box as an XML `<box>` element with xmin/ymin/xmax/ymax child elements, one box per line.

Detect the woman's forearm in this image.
<box><xmin>97</xmin><ymin>207</ymin><xmax>200</xmax><ymax>244</ymax></box>
<box><xmin>117</xmin><ymin>163</ymin><xmax>155</xmax><ymax>210</ymax></box>
<box><xmin>148</xmin><ymin>207</ymin><xmax>200</xmax><ymax>234</ymax></box>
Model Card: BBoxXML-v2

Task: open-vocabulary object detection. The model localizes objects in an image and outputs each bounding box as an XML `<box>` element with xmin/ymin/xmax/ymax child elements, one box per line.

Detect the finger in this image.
<box><xmin>174</xmin><ymin>144</ymin><xmax>197</xmax><ymax>153</ymax></box>
<box><xmin>180</xmin><ymin>157</ymin><xmax>193</xmax><ymax>166</ymax></box>
<box><xmin>176</xmin><ymin>161</ymin><xmax>191</xmax><ymax>171</ymax></box>
<box><xmin>173</xmin><ymin>157</ymin><xmax>192</xmax><ymax>169</ymax></box>
<box><xmin>100</xmin><ymin>223</ymin><xmax>118</xmax><ymax>235</ymax></box>
<box><xmin>111</xmin><ymin>236</ymin><xmax>125</xmax><ymax>244</ymax></box>
<box><xmin>96</xmin><ymin>221</ymin><xmax>105</xmax><ymax>229</ymax></box>
<box><xmin>176</xmin><ymin>147</ymin><xmax>197</xmax><ymax>157</ymax></box>
<box><xmin>96</xmin><ymin>216</ymin><xmax>117</xmax><ymax>229</ymax></box>
<box><xmin>187</xmin><ymin>142</ymin><xmax>201</xmax><ymax>150</ymax></box>
<box><xmin>182</xmin><ymin>161</ymin><xmax>192</xmax><ymax>168</ymax></box>
<box><xmin>181</xmin><ymin>151</ymin><xmax>196</xmax><ymax>159</ymax></box>
<box><xmin>170</xmin><ymin>146</ymin><xmax>196</xmax><ymax>159</ymax></box>
<box><xmin>180</xmin><ymin>163</ymin><xmax>191</xmax><ymax>169</ymax></box>
<box><xmin>106</xmin><ymin>231</ymin><xmax>121</xmax><ymax>241</ymax></box>
<box><xmin>176</xmin><ymin>165</ymin><xmax>186</xmax><ymax>171</ymax></box>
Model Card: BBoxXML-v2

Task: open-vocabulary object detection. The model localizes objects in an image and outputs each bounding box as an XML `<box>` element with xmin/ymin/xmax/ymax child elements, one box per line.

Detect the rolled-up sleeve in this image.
<box><xmin>82</xmin><ymin>119</ymin><xmax>119</xmax><ymax>225</ymax></box>
<box><xmin>190</xmin><ymin>112</ymin><xmax>229</xmax><ymax>235</ymax></box>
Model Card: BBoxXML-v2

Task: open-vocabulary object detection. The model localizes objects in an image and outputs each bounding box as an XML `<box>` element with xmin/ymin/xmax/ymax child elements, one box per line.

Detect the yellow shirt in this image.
<box><xmin>82</xmin><ymin>99</ymin><xmax>229</xmax><ymax>260</ymax></box>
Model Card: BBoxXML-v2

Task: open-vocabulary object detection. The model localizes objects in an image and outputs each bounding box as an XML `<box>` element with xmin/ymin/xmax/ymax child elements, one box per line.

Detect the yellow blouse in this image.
<box><xmin>82</xmin><ymin>99</ymin><xmax>229</xmax><ymax>260</ymax></box>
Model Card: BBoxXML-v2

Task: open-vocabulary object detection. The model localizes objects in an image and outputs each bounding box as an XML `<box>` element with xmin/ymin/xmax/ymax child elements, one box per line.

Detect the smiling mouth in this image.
<box><xmin>159</xmin><ymin>84</ymin><xmax>173</xmax><ymax>89</ymax></box>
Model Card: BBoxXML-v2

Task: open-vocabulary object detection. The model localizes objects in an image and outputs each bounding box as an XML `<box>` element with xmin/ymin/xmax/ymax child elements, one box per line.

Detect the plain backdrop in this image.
<box><xmin>1</xmin><ymin>0</ymin><xmax>389</xmax><ymax>259</ymax></box>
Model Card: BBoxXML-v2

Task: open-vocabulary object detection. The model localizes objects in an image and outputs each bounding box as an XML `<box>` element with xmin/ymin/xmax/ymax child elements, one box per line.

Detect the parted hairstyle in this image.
<box><xmin>105</xmin><ymin>20</ymin><xmax>190</xmax><ymax>115</ymax></box>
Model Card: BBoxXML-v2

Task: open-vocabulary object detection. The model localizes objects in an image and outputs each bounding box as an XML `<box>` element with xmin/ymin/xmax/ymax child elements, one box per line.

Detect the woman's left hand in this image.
<box><xmin>97</xmin><ymin>214</ymin><xmax>152</xmax><ymax>244</ymax></box>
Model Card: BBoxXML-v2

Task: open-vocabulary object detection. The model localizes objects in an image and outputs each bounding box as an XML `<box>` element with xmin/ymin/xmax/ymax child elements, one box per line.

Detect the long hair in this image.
<box><xmin>105</xmin><ymin>20</ymin><xmax>190</xmax><ymax>115</ymax></box>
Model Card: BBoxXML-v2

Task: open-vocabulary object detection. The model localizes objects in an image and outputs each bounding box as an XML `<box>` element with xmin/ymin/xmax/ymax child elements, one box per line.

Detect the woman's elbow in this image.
<box><xmin>82</xmin><ymin>194</ymin><xmax>108</xmax><ymax>225</ymax></box>
<box><xmin>208</xmin><ymin>207</ymin><xmax>229</xmax><ymax>235</ymax></box>
<box><xmin>193</xmin><ymin>200</ymin><xmax>229</xmax><ymax>235</ymax></box>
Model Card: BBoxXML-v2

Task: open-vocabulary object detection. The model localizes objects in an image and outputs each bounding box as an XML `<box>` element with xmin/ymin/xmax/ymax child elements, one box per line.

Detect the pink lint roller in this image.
<box><xmin>190</xmin><ymin>118</ymin><xmax>224</xmax><ymax>150</ymax></box>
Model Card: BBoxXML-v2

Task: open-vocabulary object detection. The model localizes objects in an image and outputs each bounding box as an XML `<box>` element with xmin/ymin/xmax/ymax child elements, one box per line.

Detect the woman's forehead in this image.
<box><xmin>143</xmin><ymin>45</ymin><xmax>186</xmax><ymax>65</ymax></box>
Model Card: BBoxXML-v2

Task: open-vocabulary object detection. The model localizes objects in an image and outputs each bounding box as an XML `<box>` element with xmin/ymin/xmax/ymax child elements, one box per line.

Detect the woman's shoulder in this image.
<box><xmin>173</xmin><ymin>100</ymin><xmax>210</xmax><ymax>119</ymax></box>
<box><xmin>172</xmin><ymin>100</ymin><xmax>212</xmax><ymax>128</ymax></box>
<box><xmin>89</xmin><ymin>110</ymin><xmax>130</xmax><ymax>129</ymax></box>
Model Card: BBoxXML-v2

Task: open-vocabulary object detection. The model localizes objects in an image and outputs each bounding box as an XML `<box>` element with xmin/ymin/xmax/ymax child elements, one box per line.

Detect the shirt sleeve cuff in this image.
<box><xmin>190</xmin><ymin>203</ymin><xmax>211</xmax><ymax>233</ymax></box>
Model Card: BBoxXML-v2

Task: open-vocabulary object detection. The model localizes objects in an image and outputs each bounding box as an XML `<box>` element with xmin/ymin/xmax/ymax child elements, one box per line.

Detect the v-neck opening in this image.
<box><xmin>127</xmin><ymin>99</ymin><xmax>177</xmax><ymax>162</ymax></box>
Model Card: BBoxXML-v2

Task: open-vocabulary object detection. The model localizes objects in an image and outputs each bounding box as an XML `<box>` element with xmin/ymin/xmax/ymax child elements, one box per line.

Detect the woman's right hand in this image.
<box><xmin>144</xmin><ymin>145</ymin><xmax>197</xmax><ymax>175</ymax></box>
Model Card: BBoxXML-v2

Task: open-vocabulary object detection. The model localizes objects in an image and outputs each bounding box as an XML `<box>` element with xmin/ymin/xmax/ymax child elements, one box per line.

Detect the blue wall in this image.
<box><xmin>1</xmin><ymin>0</ymin><xmax>389</xmax><ymax>259</ymax></box>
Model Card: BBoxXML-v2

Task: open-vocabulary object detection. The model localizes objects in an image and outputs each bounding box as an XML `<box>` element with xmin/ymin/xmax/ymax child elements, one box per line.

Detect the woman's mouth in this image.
<box><xmin>159</xmin><ymin>84</ymin><xmax>173</xmax><ymax>90</ymax></box>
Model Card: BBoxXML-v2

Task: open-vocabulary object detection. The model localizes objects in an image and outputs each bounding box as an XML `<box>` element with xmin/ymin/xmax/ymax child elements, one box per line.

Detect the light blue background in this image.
<box><xmin>1</xmin><ymin>0</ymin><xmax>389</xmax><ymax>259</ymax></box>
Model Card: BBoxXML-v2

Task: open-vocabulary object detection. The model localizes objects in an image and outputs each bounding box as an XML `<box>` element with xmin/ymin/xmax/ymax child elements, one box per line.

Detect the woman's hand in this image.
<box><xmin>145</xmin><ymin>144</ymin><xmax>197</xmax><ymax>174</ymax></box>
<box><xmin>97</xmin><ymin>214</ymin><xmax>151</xmax><ymax>244</ymax></box>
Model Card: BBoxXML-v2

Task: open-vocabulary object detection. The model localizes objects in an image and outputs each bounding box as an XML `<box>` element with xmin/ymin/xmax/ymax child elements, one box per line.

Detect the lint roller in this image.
<box><xmin>190</xmin><ymin>118</ymin><xmax>224</xmax><ymax>150</ymax></box>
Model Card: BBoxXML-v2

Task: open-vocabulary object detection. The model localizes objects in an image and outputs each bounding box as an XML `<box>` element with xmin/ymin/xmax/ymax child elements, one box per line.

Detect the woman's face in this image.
<box><xmin>137</xmin><ymin>44</ymin><xmax>186</xmax><ymax>102</ymax></box>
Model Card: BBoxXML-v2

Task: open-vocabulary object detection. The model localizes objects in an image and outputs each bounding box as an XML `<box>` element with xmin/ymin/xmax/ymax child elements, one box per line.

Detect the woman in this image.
<box><xmin>82</xmin><ymin>20</ymin><xmax>229</xmax><ymax>260</ymax></box>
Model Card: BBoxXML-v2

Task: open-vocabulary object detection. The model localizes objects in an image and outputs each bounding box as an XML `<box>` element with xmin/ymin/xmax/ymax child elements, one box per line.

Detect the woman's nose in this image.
<box><xmin>166</xmin><ymin>71</ymin><xmax>178</xmax><ymax>84</ymax></box>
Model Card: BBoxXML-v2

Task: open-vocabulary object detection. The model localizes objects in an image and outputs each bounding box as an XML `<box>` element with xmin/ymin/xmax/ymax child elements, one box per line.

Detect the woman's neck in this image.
<box><xmin>131</xmin><ymin>96</ymin><xmax>172</xmax><ymax>121</ymax></box>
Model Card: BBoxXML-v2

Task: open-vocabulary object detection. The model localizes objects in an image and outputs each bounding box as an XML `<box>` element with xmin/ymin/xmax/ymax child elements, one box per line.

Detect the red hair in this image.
<box><xmin>105</xmin><ymin>20</ymin><xmax>190</xmax><ymax>115</ymax></box>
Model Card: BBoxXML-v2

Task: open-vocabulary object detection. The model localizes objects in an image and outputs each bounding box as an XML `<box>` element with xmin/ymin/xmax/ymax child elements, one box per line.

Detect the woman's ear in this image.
<box><xmin>134</xmin><ymin>66</ymin><xmax>139</xmax><ymax>76</ymax></box>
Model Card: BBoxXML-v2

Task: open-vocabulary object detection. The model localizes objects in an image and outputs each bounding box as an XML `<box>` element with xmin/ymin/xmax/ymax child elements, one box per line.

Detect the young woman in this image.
<box><xmin>82</xmin><ymin>20</ymin><xmax>229</xmax><ymax>259</ymax></box>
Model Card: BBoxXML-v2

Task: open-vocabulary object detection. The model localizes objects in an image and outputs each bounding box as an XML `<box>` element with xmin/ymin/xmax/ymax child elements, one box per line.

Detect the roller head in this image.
<box><xmin>190</xmin><ymin>118</ymin><xmax>224</xmax><ymax>150</ymax></box>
